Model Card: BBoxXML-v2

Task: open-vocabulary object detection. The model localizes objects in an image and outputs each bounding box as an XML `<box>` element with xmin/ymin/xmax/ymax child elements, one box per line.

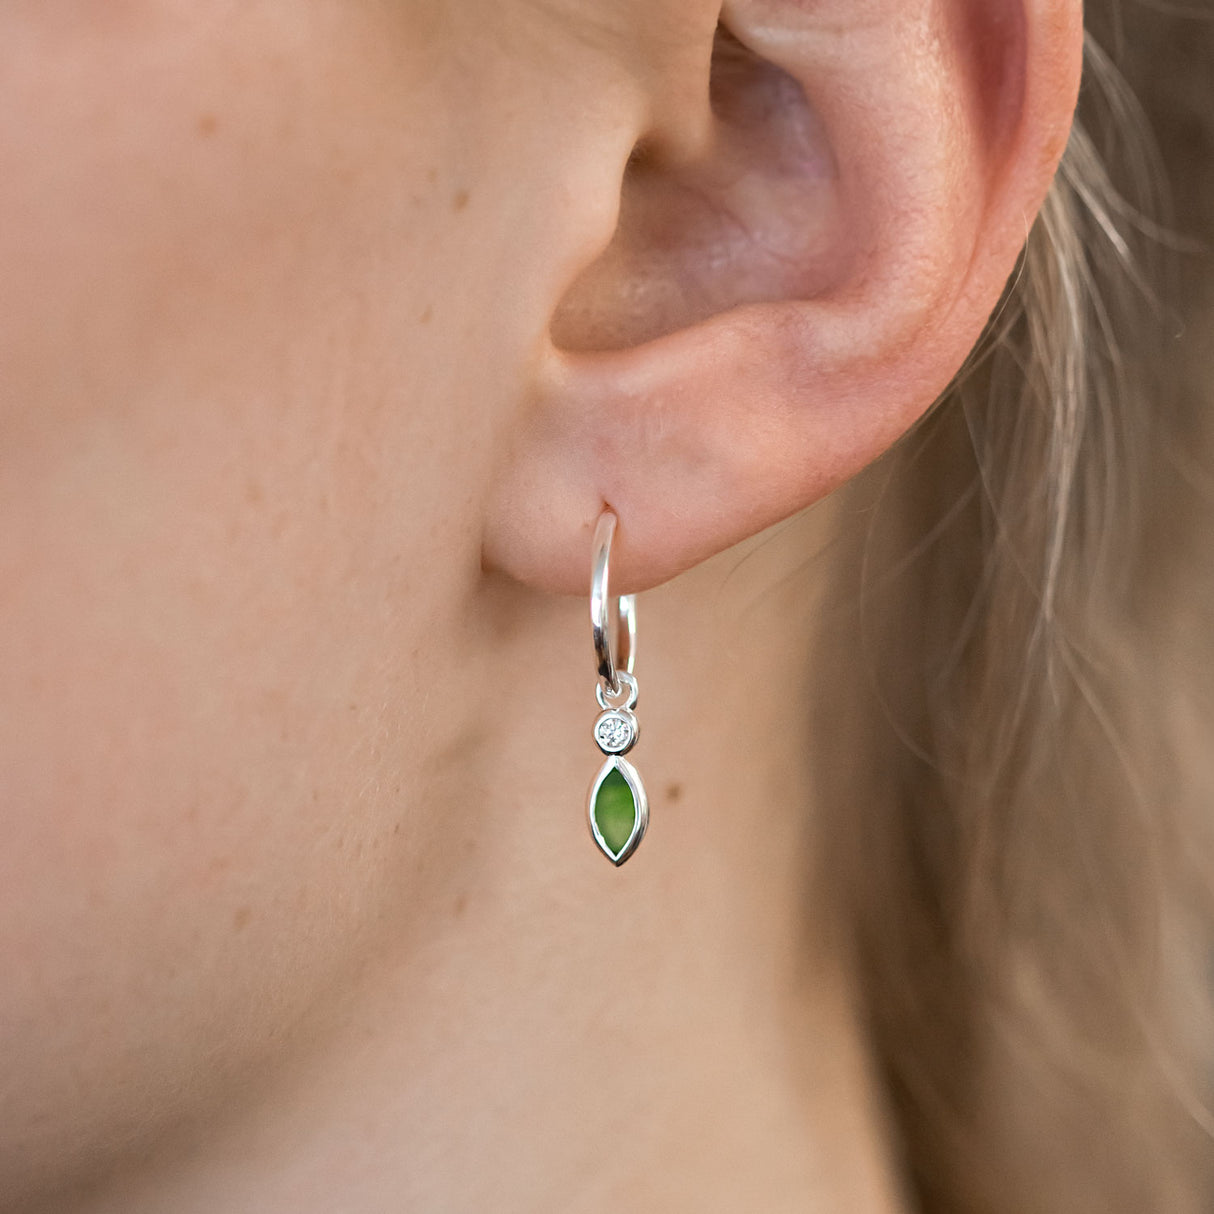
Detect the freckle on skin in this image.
<box><xmin>233</xmin><ymin>905</ymin><xmax>252</xmax><ymax>931</ymax></box>
<box><xmin>453</xmin><ymin>188</ymin><xmax>470</xmax><ymax>211</ymax></box>
<box><xmin>197</xmin><ymin>113</ymin><xmax>218</xmax><ymax>137</ymax></box>
<box><xmin>665</xmin><ymin>782</ymin><xmax>683</xmax><ymax>803</ymax></box>
<box><xmin>452</xmin><ymin>893</ymin><xmax>467</xmax><ymax>918</ymax></box>
<box><xmin>419</xmin><ymin>306</ymin><xmax>433</xmax><ymax>324</ymax></box>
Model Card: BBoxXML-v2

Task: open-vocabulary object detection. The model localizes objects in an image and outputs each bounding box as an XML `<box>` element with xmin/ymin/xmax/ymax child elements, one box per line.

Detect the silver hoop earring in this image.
<box><xmin>587</xmin><ymin>510</ymin><xmax>648</xmax><ymax>866</ymax></box>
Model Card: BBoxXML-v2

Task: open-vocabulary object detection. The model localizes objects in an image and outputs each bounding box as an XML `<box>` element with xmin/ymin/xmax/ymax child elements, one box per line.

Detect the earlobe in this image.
<box><xmin>483</xmin><ymin>0</ymin><xmax>1084</xmax><ymax>596</ymax></box>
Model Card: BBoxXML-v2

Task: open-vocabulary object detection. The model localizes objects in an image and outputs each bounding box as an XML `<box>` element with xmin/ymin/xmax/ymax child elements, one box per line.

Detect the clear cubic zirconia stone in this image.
<box><xmin>595</xmin><ymin>713</ymin><xmax>632</xmax><ymax>752</ymax></box>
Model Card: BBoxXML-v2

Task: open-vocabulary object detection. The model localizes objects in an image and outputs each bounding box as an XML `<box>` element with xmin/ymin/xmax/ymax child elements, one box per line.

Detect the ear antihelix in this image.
<box><xmin>551</xmin><ymin>17</ymin><xmax>838</xmax><ymax>355</ymax></box>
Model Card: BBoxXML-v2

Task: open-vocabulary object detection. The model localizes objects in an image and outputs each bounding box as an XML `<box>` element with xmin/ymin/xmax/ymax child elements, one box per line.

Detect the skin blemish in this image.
<box><xmin>233</xmin><ymin>905</ymin><xmax>252</xmax><ymax>932</ymax></box>
<box><xmin>420</xmin><ymin>305</ymin><xmax>433</xmax><ymax>324</ymax></box>
<box><xmin>665</xmin><ymin>782</ymin><xmax>683</xmax><ymax>804</ymax></box>
<box><xmin>452</xmin><ymin>188</ymin><xmax>470</xmax><ymax>212</ymax></box>
<box><xmin>197</xmin><ymin>113</ymin><xmax>218</xmax><ymax>138</ymax></box>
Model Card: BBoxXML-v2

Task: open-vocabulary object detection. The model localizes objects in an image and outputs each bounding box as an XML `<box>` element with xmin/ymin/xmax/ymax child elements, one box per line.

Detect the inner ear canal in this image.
<box><xmin>551</xmin><ymin>23</ymin><xmax>848</xmax><ymax>354</ymax></box>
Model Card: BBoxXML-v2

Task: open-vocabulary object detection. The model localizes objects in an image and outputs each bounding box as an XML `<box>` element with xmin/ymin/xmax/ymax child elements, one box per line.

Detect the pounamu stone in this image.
<box><xmin>593</xmin><ymin>766</ymin><xmax>637</xmax><ymax>857</ymax></box>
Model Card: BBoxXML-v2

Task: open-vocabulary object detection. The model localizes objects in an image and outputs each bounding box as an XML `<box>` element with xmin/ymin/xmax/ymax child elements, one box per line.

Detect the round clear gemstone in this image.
<box><xmin>595</xmin><ymin>712</ymin><xmax>634</xmax><ymax>753</ymax></box>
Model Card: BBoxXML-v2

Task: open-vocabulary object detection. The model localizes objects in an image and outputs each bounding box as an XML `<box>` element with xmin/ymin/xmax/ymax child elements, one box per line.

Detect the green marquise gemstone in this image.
<box><xmin>593</xmin><ymin>766</ymin><xmax>637</xmax><ymax>858</ymax></box>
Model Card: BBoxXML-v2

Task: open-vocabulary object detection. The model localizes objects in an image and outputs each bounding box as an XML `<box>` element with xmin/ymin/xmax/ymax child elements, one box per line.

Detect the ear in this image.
<box><xmin>483</xmin><ymin>0</ymin><xmax>1084</xmax><ymax>595</ymax></box>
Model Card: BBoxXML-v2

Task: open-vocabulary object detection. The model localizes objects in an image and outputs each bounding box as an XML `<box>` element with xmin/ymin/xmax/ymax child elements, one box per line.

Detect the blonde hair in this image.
<box><xmin>818</xmin><ymin>11</ymin><xmax>1214</xmax><ymax>1210</ymax></box>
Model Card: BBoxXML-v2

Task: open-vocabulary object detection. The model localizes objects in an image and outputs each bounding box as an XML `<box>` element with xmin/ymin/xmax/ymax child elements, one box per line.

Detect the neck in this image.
<box><xmin>67</xmin><ymin>509</ymin><xmax>907</xmax><ymax>1214</ymax></box>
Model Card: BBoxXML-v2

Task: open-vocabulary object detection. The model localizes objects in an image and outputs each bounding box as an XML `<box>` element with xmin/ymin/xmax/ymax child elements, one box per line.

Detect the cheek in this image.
<box><xmin>0</xmin><ymin>393</ymin><xmax>491</xmax><ymax>1196</ymax></box>
<box><xmin>0</xmin><ymin>436</ymin><xmax>413</xmax><ymax>1189</ymax></box>
<box><xmin>0</xmin><ymin>387</ymin><xmax>373</xmax><ymax>1172</ymax></box>
<box><xmin>0</xmin><ymin>3</ymin><xmax>488</xmax><ymax>1196</ymax></box>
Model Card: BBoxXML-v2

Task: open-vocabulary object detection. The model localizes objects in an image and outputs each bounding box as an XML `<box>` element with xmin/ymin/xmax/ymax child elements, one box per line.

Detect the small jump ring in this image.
<box><xmin>596</xmin><ymin>670</ymin><xmax>639</xmax><ymax>712</ymax></box>
<box><xmin>590</xmin><ymin>510</ymin><xmax>636</xmax><ymax>695</ymax></box>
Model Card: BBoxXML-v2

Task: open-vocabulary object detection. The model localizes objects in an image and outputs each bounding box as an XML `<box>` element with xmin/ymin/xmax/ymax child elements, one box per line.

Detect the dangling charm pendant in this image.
<box><xmin>589</xmin><ymin>671</ymin><xmax>647</xmax><ymax>865</ymax></box>
<box><xmin>587</xmin><ymin>512</ymin><xmax>648</xmax><ymax>866</ymax></box>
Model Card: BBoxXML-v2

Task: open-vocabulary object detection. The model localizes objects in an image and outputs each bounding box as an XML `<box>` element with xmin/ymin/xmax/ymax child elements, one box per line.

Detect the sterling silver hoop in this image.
<box><xmin>586</xmin><ymin>510</ymin><xmax>648</xmax><ymax>866</ymax></box>
<box><xmin>590</xmin><ymin>510</ymin><xmax>636</xmax><ymax>698</ymax></box>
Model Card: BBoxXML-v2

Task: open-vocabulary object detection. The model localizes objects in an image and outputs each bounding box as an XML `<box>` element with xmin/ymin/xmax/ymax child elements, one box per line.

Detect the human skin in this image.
<box><xmin>0</xmin><ymin>1</ymin><xmax>1080</xmax><ymax>1210</ymax></box>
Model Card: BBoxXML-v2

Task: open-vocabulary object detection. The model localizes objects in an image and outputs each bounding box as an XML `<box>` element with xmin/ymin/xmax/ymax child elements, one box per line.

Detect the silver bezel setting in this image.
<box><xmin>587</xmin><ymin>755</ymin><xmax>649</xmax><ymax>867</ymax></box>
<box><xmin>593</xmin><ymin>708</ymin><xmax>639</xmax><ymax>755</ymax></box>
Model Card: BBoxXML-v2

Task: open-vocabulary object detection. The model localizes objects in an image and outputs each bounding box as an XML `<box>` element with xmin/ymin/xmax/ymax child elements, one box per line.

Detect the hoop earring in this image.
<box><xmin>587</xmin><ymin>510</ymin><xmax>648</xmax><ymax>866</ymax></box>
